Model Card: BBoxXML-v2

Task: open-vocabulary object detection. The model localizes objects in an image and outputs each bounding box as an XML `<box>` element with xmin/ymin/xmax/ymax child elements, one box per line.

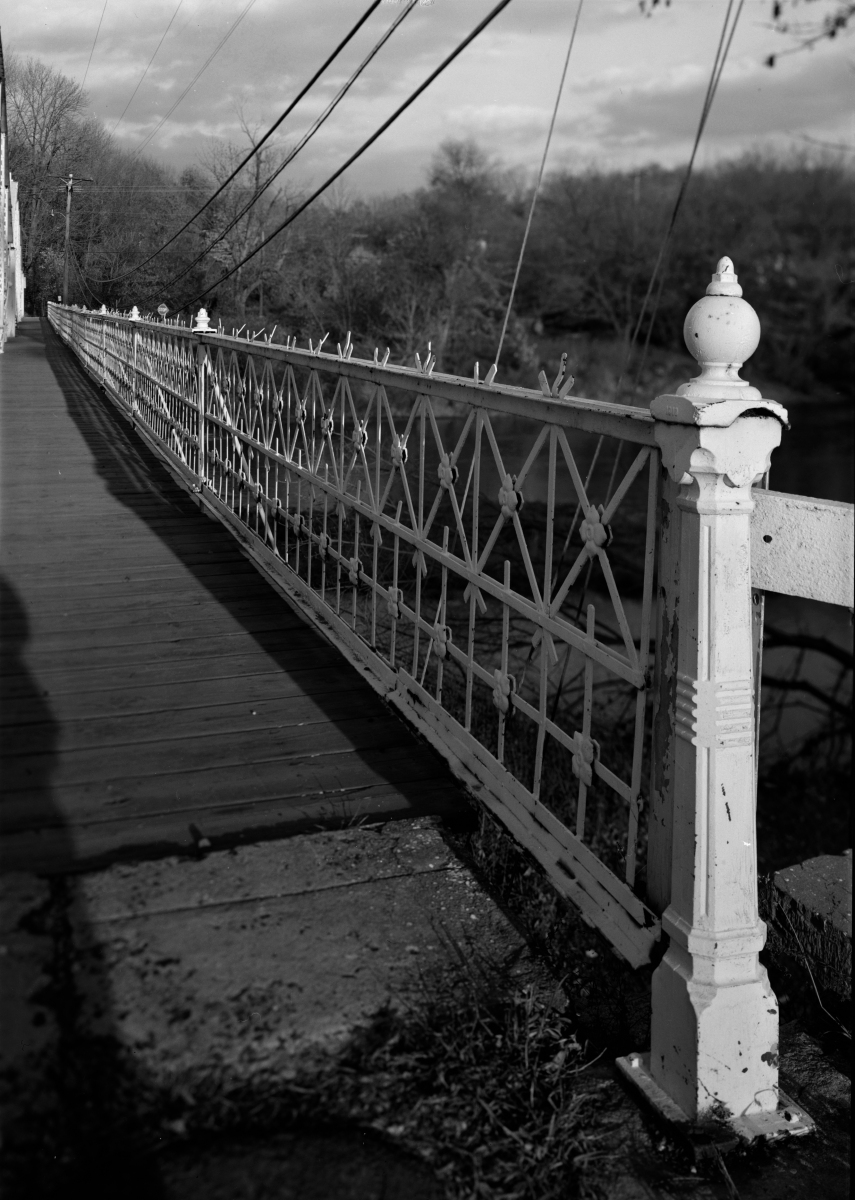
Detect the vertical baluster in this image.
<box><xmin>532</xmin><ymin>429</ymin><xmax>558</xmax><ymax>800</ymax></box>
<box><xmin>353</xmin><ymin>480</ymin><xmax>361</xmax><ymax>632</ymax></box>
<box><xmin>436</xmin><ymin>526</ymin><xmax>449</xmax><ymax>703</ymax></box>
<box><xmin>390</xmin><ymin>500</ymin><xmax>402</xmax><ymax>669</ymax></box>
<box><xmin>296</xmin><ymin>454</ymin><xmax>302</xmax><ymax>577</ymax></box>
<box><xmin>472</xmin><ymin>411</ymin><xmax>482</xmax><ymax>565</ymax></box>
<box><xmin>307</xmin><ymin>448</ymin><xmax>315</xmax><ymax>586</ymax></box>
<box><xmin>575</xmin><ymin>606</ymin><xmax>596</xmax><ymax>840</ymax></box>
<box><xmin>336</xmin><ymin>477</ymin><xmax>343</xmax><ymax>618</ymax></box>
<box><xmin>321</xmin><ymin>464</ymin><xmax>330</xmax><ymax>603</ymax></box>
<box><xmin>464</xmin><ymin>583</ymin><xmax>476</xmax><ymax>734</ymax></box>
<box><xmin>497</xmin><ymin>560</ymin><xmax>511</xmax><ymax>765</ymax></box>
<box><xmin>626</xmin><ymin>449</ymin><xmax>659</xmax><ymax>889</ymax></box>
<box><xmin>371</xmin><ymin>383</ymin><xmax>382</xmax><ymax>650</ymax></box>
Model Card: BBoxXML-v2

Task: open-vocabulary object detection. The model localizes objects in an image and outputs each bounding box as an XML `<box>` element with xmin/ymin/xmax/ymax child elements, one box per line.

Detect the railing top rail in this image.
<box><xmin>48</xmin><ymin>302</ymin><xmax>656</xmax><ymax>446</ymax></box>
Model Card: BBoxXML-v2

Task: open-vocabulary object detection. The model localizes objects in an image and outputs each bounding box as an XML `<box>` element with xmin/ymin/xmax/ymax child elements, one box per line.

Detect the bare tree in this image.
<box><xmin>4</xmin><ymin>53</ymin><xmax>94</xmax><ymax>288</ymax></box>
<box><xmin>197</xmin><ymin>116</ymin><xmax>294</xmax><ymax>318</ymax></box>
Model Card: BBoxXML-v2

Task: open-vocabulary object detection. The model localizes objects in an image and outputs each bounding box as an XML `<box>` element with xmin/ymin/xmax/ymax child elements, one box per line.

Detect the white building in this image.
<box><xmin>1</xmin><ymin>35</ymin><xmax>25</xmax><ymax>351</ymax></box>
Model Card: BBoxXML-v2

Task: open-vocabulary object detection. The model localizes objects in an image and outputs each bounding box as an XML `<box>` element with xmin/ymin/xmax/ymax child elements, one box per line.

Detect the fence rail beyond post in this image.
<box><xmin>618</xmin><ymin>258</ymin><xmax>814</xmax><ymax>1141</ymax></box>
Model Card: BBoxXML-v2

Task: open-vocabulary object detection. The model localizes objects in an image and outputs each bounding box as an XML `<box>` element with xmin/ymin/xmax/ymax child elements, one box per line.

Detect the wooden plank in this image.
<box><xmin>0</xmin><ymin>742</ymin><xmax>451</xmax><ymax>826</ymax></box>
<box><xmin>0</xmin><ymin>576</ymin><xmax>291</xmax><ymax>619</ymax></box>
<box><xmin>1</xmin><ymin>713</ymin><xmax>414</xmax><ymax>790</ymax></box>
<box><xmin>0</xmin><ymin>690</ymin><xmax>393</xmax><ymax>754</ymax></box>
<box><xmin>4</xmin><ymin>562</ymin><xmax>261</xmax><ymax>590</ymax></box>
<box><xmin>3</xmin><ymin>630</ymin><xmax>301</xmax><ymax>672</ymax></box>
<box><xmin>0</xmin><ymin>642</ymin><xmax>342</xmax><ymax>696</ymax></box>
<box><xmin>0</xmin><ymin>593</ymin><xmax>303</xmax><ymax>637</ymax></box>
<box><xmin>1</xmin><ymin>611</ymin><xmax>301</xmax><ymax>655</ymax></box>
<box><xmin>0</xmin><ymin>661</ymin><xmax>367</xmax><ymax>724</ymax></box>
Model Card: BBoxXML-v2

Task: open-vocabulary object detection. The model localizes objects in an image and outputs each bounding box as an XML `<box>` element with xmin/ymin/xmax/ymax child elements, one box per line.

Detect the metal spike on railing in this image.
<box><xmin>552</xmin><ymin>352</ymin><xmax>568</xmax><ymax>395</ymax></box>
<box><xmin>473</xmin><ymin>362</ymin><xmax>480</xmax><ymax>384</ymax></box>
<box><xmin>382</xmin><ymin>348</ymin><xmax>390</xmax><ymax>367</ymax></box>
<box><xmin>484</xmin><ymin>363</ymin><xmax>497</xmax><ymax>386</ymax></box>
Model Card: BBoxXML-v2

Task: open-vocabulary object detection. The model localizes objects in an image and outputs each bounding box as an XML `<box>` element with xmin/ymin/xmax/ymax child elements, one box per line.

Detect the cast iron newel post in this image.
<box><xmin>193</xmin><ymin>308</ymin><xmax>212</xmax><ymax>490</ymax></box>
<box><xmin>618</xmin><ymin>258</ymin><xmax>814</xmax><ymax>1141</ymax></box>
<box><xmin>130</xmin><ymin>305</ymin><xmax>141</xmax><ymax>418</ymax></box>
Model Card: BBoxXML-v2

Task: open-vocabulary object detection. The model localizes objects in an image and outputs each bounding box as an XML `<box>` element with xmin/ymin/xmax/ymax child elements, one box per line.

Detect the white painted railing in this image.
<box><xmin>48</xmin><ymin>298</ymin><xmax>663</xmax><ymax>968</ymax></box>
<box><xmin>47</xmin><ymin>257</ymin><xmax>852</xmax><ymax>1141</ymax></box>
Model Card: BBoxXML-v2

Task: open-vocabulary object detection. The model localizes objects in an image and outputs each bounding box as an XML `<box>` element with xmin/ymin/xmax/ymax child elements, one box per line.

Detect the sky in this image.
<box><xmin>1</xmin><ymin>0</ymin><xmax>852</xmax><ymax>195</ymax></box>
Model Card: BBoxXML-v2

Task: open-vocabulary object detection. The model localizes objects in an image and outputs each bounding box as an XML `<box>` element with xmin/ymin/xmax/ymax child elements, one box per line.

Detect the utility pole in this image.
<box><xmin>63</xmin><ymin>174</ymin><xmax>73</xmax><ymax>305</ymax></box>
<box><xmin>53</xmin><ymin>173</ymin><xmax>93</xmax><ymax>304</ymax></box>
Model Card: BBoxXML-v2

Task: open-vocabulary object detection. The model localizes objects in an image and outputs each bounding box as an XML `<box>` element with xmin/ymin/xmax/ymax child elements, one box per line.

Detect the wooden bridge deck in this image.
<box><xmin>0</xmin><ymin>318</ymin><xmax>468</xmax><ymax>874</ymax></box>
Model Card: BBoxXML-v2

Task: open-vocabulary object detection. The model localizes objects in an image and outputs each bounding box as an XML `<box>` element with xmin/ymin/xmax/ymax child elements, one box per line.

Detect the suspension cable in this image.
<box><xmin>82</xmin><ymin>0</ymin><xmax>109</xmax><ymax>90</ymax></box>
<box><xmin>158</xmin><ymin>0</ymin><xmax>418</xmax><ymax>296</ymax></box>
<box><xmin>174</xmin><ymin>0</ymin><xmax>516</xmax><ymax>314</ymax></box>
<box><xmin>88</xmin><ymin>0</ymin><xmax>384</xmax><ymax>286</ymax></box>
<box><xmin>132</xmin><ymin>0</ymin><xmax>259</xmax><ymax>159</ymax></box>
<box><xmin>631</xmin><ymin>0</ymin><xmax>744</xmax><ymax>385</ymax></box>
<box><xmin>493</xmin><ymin>0</ymin><xmax>584</xmax><ymax>373</ymax></box>
<box><xmin>623</xmin><ymin>0</ymin><xmax>744</xmax><ymax>392</ymax></box>
<box><xmin>110</xmin><ymin>0</ymin><xmax>185</xmax><ymax>136</ymax></box>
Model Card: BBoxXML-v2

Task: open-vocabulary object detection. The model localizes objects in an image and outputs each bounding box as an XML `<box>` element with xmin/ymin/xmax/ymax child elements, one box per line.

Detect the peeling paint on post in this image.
<box><xmin>619</xmin><ymin>258</ymin><xmax>815</xmax><ymax>1142</ymax></box>
<box><xmin>647</xmin><ymin>469</ymin><xmax>681</xmax><ymax>917</ymax></box>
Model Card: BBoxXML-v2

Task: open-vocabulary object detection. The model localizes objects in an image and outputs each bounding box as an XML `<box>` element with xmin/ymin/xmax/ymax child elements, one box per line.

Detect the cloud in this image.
<box><xmin>2</xmin><ymin>0</ymin><xmax>852</xmax><ymax>194</ymax></box>
<box><xmin>595</xmin><ymin>48</ymin><xmax>852</xmax><ymax>147</ymax></box>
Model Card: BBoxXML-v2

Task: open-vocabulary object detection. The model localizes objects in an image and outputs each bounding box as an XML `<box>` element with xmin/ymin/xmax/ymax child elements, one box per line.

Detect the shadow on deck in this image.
<box><xmin>0</xmin><ymin>318</ymin><xmax>472</xmax><ymax>875</ymax></box>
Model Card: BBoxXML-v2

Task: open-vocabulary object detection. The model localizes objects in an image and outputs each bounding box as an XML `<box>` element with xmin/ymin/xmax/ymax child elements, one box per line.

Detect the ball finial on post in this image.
<box><xmin>678</xmin><ymin>257</ymin><xmax>762</xmax><ymax>402</ymax></box>
<box><xmin>193</xmin><ymin>307</ymin><xmax>212</xmax><ymax>332</ymax></box>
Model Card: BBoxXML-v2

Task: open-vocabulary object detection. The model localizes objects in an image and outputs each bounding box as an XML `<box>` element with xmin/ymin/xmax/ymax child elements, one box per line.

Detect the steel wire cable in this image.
<box><xmin>82</xmin><ymin>0</ymin><xmax>109</xmax><ymax>90</ymax></box>
<box><xmin>132</xmin><ymin>0</ymin><xmax>258</xmax><ymax>159</ymax></box>
<box><xmin>110</xmin><ymin>0</ymin><xmax>185</xmax><ymax>136</ymax></box>
<box><xmin>158</xmin><ymin>0</ymin><xmax>419</xmax><ymax>296</ymax></box>
<box><xmin>493</xmin><ymin>0</ymin><xmax>584</xmax><ymax>373</ymax></box>
<box><xmin>88</xmin><ymin>0</ymin><xmax>384</xmax><ymax>285</ymax></box>
<box><xmin>174</xmin><ymin>0</ymin><xmax>516</xmax><ymax>313</ymax></box>
<box><xmin>624</xmin><ymin>0</ymin><xmax>744</xmax><ymax>391</ymax></box>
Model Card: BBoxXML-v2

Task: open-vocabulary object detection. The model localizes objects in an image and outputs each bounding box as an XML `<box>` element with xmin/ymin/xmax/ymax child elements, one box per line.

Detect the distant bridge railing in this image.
<box><xmin>47</xmin><ymin>258</ymin><xmax>852</xmax><ymax>1139</ymax></box>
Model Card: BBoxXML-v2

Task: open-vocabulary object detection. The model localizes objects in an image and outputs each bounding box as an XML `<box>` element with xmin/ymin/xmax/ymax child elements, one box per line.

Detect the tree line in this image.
<box><xmin>6</xmin><ymin>51</ymin><xmax>852</xmax><ymax>396</ymax></box>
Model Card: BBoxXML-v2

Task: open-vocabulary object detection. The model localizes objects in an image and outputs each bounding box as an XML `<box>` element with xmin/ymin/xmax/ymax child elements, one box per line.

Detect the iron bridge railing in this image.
<box><xmin>48</xmin><ymin>300</ymin><xmax>662</xmax><ymax>966</ymax></box>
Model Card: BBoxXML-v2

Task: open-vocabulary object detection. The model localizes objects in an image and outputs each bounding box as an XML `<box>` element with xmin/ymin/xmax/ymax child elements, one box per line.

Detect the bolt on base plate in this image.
<box><xmin>615</xmin><ymin>1052</ymin><xmax>815</xmax><ymax>1145</ymax></box>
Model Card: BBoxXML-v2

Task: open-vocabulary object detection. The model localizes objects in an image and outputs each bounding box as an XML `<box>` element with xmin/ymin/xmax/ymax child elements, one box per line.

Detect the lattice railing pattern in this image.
<box><xmin>48</xmin><ymin>305</ymin><xmax>663</xmax><ymax>965</ymax></box>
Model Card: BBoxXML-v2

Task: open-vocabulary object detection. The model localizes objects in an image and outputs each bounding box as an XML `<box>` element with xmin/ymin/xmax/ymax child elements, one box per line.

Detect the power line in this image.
<box><xmin>89</xmin><ymin>0</ymin><xmax>384</xmax><ymax>286</ymax></box>
<box><xmin>175</xmin><ymin>0</ymin><xmax>516</xmax><ymax>313</ymax></box>
<box><xmin>132</xmin><ymin>0</ymin><xmax>257</xmax><ymax>158</ymax></box>
<box><xmin>81</xmin><ymin>0</ymin><xmax>109</xmax><ymax>90</ymax></box>
<box><xmin>160</xmin><ymin>0</ymin><xmax>419</xmax><ymax>295</ymax></box>
<box><xmin>110</xmin><ymin>0</ymin><xmax>184</xmax><ymax>136</ymax></box>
